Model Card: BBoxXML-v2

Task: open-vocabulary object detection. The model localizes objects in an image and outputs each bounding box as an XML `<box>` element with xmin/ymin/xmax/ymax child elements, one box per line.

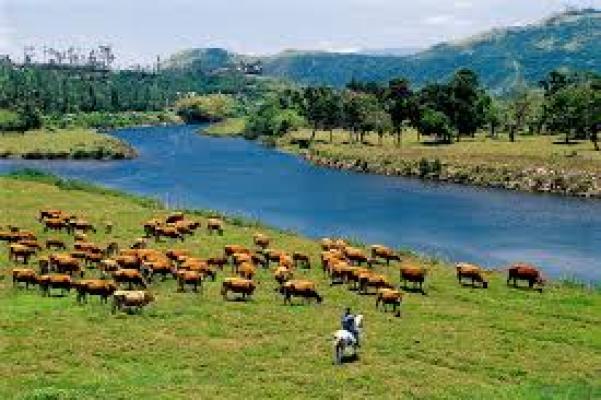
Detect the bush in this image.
<box><xmin>175</xmin><ymin>94</ymin><xmax>236</xmax><ymax>123</ymax></box>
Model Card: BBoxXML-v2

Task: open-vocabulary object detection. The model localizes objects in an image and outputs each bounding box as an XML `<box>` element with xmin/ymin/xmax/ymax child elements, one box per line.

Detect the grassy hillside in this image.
<box><xmin>0</xmin><ymin>129</ymin><xmax>136</xmax><ymax>160</ymax></box>
<box><xmin>168</xmin><ymin>9</ymin><xmax>601</xmax><ymax>89</ymax></box>
<box><xmin>0</xmin><ymin>175</ymin><xmax>600</xmax><ymax>399</ymax></box>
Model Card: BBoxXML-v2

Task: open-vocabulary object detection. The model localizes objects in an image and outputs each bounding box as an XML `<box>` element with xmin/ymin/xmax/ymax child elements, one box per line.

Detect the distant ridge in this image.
<box><xmin>164</xmin><ymin>9</ymin><xmax>601</xmax><ymax>90</ymax></box>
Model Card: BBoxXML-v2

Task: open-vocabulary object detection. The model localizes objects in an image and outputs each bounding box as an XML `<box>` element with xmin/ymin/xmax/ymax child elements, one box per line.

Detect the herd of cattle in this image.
<box><xmin>3</xmin><ymin>209</ymin><xmax>547</xmax><ymax>314</ymax></box>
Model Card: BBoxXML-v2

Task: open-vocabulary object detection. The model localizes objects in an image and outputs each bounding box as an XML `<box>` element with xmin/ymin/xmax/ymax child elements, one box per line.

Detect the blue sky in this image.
<box><xmin>0</xmin><ymin>0</ymin><xmax>599</xmax><ymax>66</ymax></box>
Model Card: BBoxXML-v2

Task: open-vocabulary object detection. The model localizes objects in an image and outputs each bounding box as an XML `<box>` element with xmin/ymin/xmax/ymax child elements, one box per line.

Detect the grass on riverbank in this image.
<box><xmin>43</xmin><ymin>111</ymin><xmax>181</xmax><ymax>131</ymax></box>
<box><xmin>201</xmin><ymin>117</ymin><xmax>247</xmax><ymax>137</ymax></box>
<box><xmin>0</xmin><ymin>128</ymin><xmax>136</xmax><ymax>160</ymax></box>
<box><xmin>1</xmin><ymin>174</ymin><xmax>600</xmax><ymax>399</ymax></box>
<box><xmin>282</xmin><ymin>129</ymin><xmax>601</xmax><ymax>174</ymax></box>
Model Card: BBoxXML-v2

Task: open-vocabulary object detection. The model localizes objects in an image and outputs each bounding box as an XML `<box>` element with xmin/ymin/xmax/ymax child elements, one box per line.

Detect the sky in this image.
<box><xmin>0</xmin><ymin>0</ymin><xmax>599</xmax><ymax>67</ymax></box>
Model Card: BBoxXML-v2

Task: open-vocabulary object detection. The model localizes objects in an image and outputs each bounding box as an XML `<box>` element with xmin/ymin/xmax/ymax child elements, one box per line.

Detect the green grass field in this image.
<box><xmin>201</xmin><ymin>118</ymin><xmax>247</xmax><ymax>137</ymax></box>
<box><xmin>282</xmin><ymin>129</ymin><xmax>601</xmax><ymax>175</ymax></box>
<box><xmin>0</xmin><ymin>129</ymin><xmax>136</xmax><ymax>160</ymax></box>
<box><xmin>1</xmin><ymin>176</ymin><xmax>600</xmax><ymax>399</ymax></box>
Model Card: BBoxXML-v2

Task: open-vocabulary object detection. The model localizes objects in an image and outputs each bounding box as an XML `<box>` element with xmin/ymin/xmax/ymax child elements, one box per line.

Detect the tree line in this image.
<box><xmin>245</xmin><ymin>69</ymin><xmax>601</xmax><ymax>149</ymax></box>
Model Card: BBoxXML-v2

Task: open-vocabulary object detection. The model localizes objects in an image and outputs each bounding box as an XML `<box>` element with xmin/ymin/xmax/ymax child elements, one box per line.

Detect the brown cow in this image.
<box><xmin>9</xmin><ymin>244</ymin><xmax>36</xmax><ymax>264</ymax></box>
<box><xmin>292</xmin><ymin>252</ymin><xmax>311</xmax><ymax>269</ymax></box>
<box><xmin>74</xmin><ymin>279</ymin><xmax>117</xmax><ymax>303</ymax></box>
<box><xmin>112</xmin><ymin>269</ymin><xmax>147</xmax><ymax>289</ymax></box>
<box><xmin>130</xmin><ymin>238</ymin><xmax>148</xmax><ymax>249</ymax></box>
<box><xmin>12</xmin><ymin>268</ymin><xmax>38</xmax><ymax>289</ymax></box>
<box><xmin>52</xmin><ymin>255</ymin><xmax>84</xmax><ymax>277</ymax></box>
<box><xmin>238</xmin><ymin>262</ymin><xmax>257</xmax><ymax>280</ymax></box>
<box><xmin>328</xmin><ymin>260</ymin><xmax>354</xmax><ymax>285</ymax></box>
<box><xmin>141</xmin><ymin>258</ymin><xmax>173</xmax><ymax>282</ymax></box>
<box><xmin>166</xmin><ymin>212</ymin><xmax>185</xmax><ymax>224</ymax></box>
<box><xmin>115</xmin><ymin>255</ymin><xmax>140</xmax><ymax>270</ymax></box>
<box><xmin>507</xmin><ymin>263</ymin><xmax>545</xmax><ymax>290</ymax></box>
<box><xmin>176</xmin><ymin>270</ymin><xmax>203</xmax><ymax>292</ymax></box>
<box><xmin>358</xmin><ymin>272</ymin><xmax>394</xmax><ymax>294</ymax></box>
<box><xmin>224</xmin><ymin>245</ymin><xmax>251</xmax><ymax>260</ymax></box>
<box><xmin>221</xmin><ymin>277</ymin><xmax>256</xmax><ymax>300</ymax></box>
<box><xmin>253</xmin><ymin>233</ymin><xmax>270</xmax><ymax>249</ymax></box>
<box><xmin>280</xmin><ymin>280</ymin><xmax>323</xmax><ymax>305</ymax></box>
<box><xmin>38</xmin><ymin>274</ymin><xmax>72</xmax><ymax>296</ymax></box>
<box><xmin>370</xmin><ymin>245</ymin><xmax>401</xmax><ymax>266</ymax></box>
<box><xmin>112</xmin><ymin>290</ymin><xmax>155</xmax><ymax>313</ymax></box>
<box><xmin>344</xmin><ymin>247</ymin><xmax>369</xmax><ymax>266</ymax></box>
<box><xmin>347</xmin><ymin>267</ymin><xmax>373</xmax><ymax>290</ymax></box>
<box><xmin>456</xmin><ymin>263</ymin><xmax>489</xmax><ymax>289</ymax></box>
<box><xmin>154</xmin><ymin>226</ymin><xmax>184</xmax><ymax>242</ymax></box>
<box><xmin>207</xmin><ymin>256</ymin><xmax>228</xmax><ymax>271</ymax></box>
<box><xmin>17</xmin><ymin>239</ymin><xmax>42</xmax><ymax>251</ymax></box>
<box><xmin>274</xmin><ymin>266</ymin><xmax>293</xmax><ymax>286</ymax></box>
<box><xmin>43</xmin><ymin>218</ymin><xmax>68</xmax><ymax>233</ymax></box>
<box><xmin>39</xmin><ymin>209</ymin><xmax>64</xmax><ymax>221</ymax></box>
<box><xmin>179</xmin><ymin>259</ymin><xmax>217</xmax><ymax>281</ymax></box>
<box><xmin>376</xmin><ymin>288</ymin><xmax>403</xmax><ymax>313</ymax></box>
<box><xmin>46</xmin><ymin>238</ymin><xmax>67</xmax><ymax>250</ymax></box>
<box><xmin>166</xmin><ymin>249</ymin><xmax>189</xmax><ymax>263</ymax></box>
<box><xmin>400</xmin><ymin>265</ymin><xmax>427</xmax><ymax>294</ymax></box>
<box><xmin>69</xmin><ymin>219</ymin><xmax>97</xmax><ymax>234</ymax></box>
<box><xmin>207</xmin><ymin>218</ymin><xmax>224</xmax><ymax>235</ymax></box>
<box><xmin>38</xmin><ymin>256</ymin><xmax>50</xmax><ymax>274</ymax></box>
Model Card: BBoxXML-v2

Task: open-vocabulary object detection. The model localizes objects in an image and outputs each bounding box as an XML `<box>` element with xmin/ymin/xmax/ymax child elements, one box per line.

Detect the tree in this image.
<box><xmin>417</xmin><ymin>107</ymin><xmax>452</xmax><ymax>143</ymax></box>
<box><xmin>447</xmin><ymin>68</ymin><xmax>487</xmax><ymax>139</ymax></box>
<box><xmin>174</xmin><ymin>94</ymin><xmax>236</xmax><ymax>123</ymax></box>
<box><xmin>386</xmin><ymin>78</ymin><xmax>412</xmax><ymax>146</ymax></box>
<box><xmin>303</xmin><ymin>86</ymin><xmax>334</xmax><ymax>143</ymax></box>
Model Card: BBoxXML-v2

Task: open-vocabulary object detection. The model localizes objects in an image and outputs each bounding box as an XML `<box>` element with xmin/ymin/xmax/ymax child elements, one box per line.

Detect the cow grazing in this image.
<box><xmin>358</xmin><ymin>272</ymin><xmax>394</xmax><ymax>294</ymax></box>
<box><xmin>166</xmin><ymin>212</ymin><xmax>185</xmax><ymax>224</ymax></box>
<box><xmin>39</xmin><ymin>209</ymin><xmax>64</xmax><ymax>222</ymax></box>
<box><xmin>12</xmin><ymin>268</ymin><xmax>38</xmax><ymax>289</ymax></box>
<box><xmin>69</xmin><ymin>219</ymin><xmax>97</xmax><ymax>234</ymax></box>
<box><xmin>112</xmin><ymin>269</ymin><xmax>147</xmax><ymax>289</ymax></box>
<box><xmin>115</xmin><ymin>254</ymin><xmax>141</xmax><ymax>270</ymax></box>
<box><xmin>207</xmin><ymin>256</ymin><xmax>228</xmax><ymax>271</ymax></box>
<box><xmin>376</xmin><ymin>288</ymin><xmax>403</xmax><ymax>313</ymax></box>
<box><xmin>253</xmin><ymin>233</ymin><xmax>270</xmax><ymax>249</ymax></box>
<box><xmin>224</xmin><ymin>245</ymin><xmax>251</xmax><ymax>260</ymax></box>
<box><xmin>400</xmin><ymin>265</ymin><xmax>427</xmax><ymax>294</ymax></box>
<box><xmin>9</xmin><ymin>244</ymin><xmax>36</xmax><ymax>264</ymax></box>
<box><xmin>370</xmin><ymin>245</ymin><xmax>401</xmax><ymax>265</ymax></box>
<box><xmin>112</xmin><ymin>290</ymin><xmax>154</xmax><ymax>314</ymax></box>
<box><xmin>280</xmin><ymin>280</ymin><xmax>322</xmax><ymax>305</ymax></box>
<box><xmin>38</xmin><ymin>274</ymin><xmax>72</xmax><ymax>296</ymax></box>
<box><xmin>46</xmin><ymin>238</ymin><xmax>67</xmax><ymax>250</ymax></box>
<box><xmin>507</xmin><ymin>263</ymin><xmax>545</xmax><ymax>290</ymax></box>
<box><xmin>176</xmin><ymin>270</ymin><xmax>203</xmax><ymax>292</ymax></box>
<box><xmin>221</xmin><ymin>278</ymin><xmax>256</xmax><ymax>300</ymax></box>
<box><xmin>456</xmin><ymin>263</ymin><xmax>489</xmax><ymax>289</ymax></box>
<box><xmin>154</xmin><ymin>226</ymin><xmax>184</xmax><ymax>242</ymax></box>
<box><xmin>292</xmin><ymin>252</ymin><xmax>311</xmax><ymax>269</ymax></box>
<box><xmin>74</xmin><ymin>280</ymin><xmax>117</xmax><ymax>303</ymax></box>
<box><xmin>43</xmin><ymin>218</ymin><xmax>68</xmax><ymax>233</ymax></box>
<box><xmin>237</xmin><ymin>262</ymin><xmax>257</xmax><ymax>280</ymax></box>
<box><xmin>17</xmin><ymin>239</ymin><xmax>42</xmax><ymax>251</ymax></box>
<box><xmin>51</xmin><ymin>255</ymin><xmax>84</xmax><ymax>277</ymax></box>
<box><xmin>141</xmin><ymin>258</ymin><xmax>173</xmax><ymax>282</ymax></box>
<box><xmin>344</xmin><ymin>247</ymin><xmax>369</xmax><ymax>266</ymax></box>
<box><xmin>207</xmin><ymin>218</ymin><xmax>224</xmax><ymax>235</ymax></box>
<box><xmin>274</xmin><ymin>266</ymin><xmax>293</xmax><ymax>286</ymax></box>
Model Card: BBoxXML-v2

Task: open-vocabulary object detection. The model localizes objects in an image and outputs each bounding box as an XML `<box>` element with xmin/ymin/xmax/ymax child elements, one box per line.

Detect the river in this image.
<box><xmin>1</xmin><ymin>124</ymin><xmax>600</xmax><ymax>281</ymax></box>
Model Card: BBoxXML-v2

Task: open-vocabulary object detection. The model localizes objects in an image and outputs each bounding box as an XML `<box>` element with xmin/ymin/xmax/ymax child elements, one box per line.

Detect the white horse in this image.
<box><xmin>333</xmin><ymin>314</ymin><xmax>363</xmax><ymax>365</ymax></box>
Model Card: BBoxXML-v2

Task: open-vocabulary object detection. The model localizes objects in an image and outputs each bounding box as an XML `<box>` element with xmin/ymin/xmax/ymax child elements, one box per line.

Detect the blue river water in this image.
<box><xmin>1</xmin><ymin>124</ymin><xmax>600</xmax><ymax>281</ymax></box>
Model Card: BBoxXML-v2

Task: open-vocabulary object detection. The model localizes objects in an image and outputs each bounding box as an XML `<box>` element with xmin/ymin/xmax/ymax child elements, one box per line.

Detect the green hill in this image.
<box><xmin>166</xmin><ymin>9</ymin><xmax>601</xmax><ymax>90</ymax></box>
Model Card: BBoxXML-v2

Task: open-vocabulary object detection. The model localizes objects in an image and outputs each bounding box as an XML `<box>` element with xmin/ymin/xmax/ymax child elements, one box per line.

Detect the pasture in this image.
<box><xmin>283</xmin><ymin>128</ymin><xmax>601</xmax><ymax>175</ymax></box>
<box><xmin>0</xmin><ymin>175</ymin><xmax>600</xmax><ymax>399</ymax></box>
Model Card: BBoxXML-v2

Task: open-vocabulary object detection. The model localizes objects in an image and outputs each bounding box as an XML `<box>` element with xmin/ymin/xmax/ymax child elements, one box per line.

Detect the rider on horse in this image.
<box><xmin>341</xmin><ymin>307</ymin><xmax>360</xmax><ymax>347</ymax></box>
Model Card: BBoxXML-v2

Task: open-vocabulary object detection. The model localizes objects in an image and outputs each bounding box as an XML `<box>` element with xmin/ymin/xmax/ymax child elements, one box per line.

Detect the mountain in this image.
<box><xmin>165</xmin><ymin>9</ymin><xmax>601</xmax><ymax>90</ymax></box>
<box><xmin>356</xmin><ymin>47</ymin><xmax>423</xmax><ymax>57</ymax></box>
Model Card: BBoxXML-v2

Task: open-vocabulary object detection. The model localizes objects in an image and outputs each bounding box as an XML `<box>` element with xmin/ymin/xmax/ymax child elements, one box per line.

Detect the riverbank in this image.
<box><xmin>201</xmin><ymin>117</ymin><xmax>247</xmax><ymax>137</ymax></box>
<box><xmin>1</xmin><ymin>172</ymin><xmax>600</xmax><ymax>398</ymax></box>
<box><xmin>278</xmin><ymin>129</ymin><xmax>601</xmax><ymax>199</ymax></box>
<box><xmin>43</xmin><ymin>110</ymin><xmax>182</xmax><ymax>131</ymax></box>
<box><xmin>0</xmin><ymin>128</ymin><xmax>137</xmax><ymax>160</ymax></box>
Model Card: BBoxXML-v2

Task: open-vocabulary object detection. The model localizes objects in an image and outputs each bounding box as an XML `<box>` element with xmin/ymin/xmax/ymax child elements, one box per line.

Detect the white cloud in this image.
<box><xmin>454</xmin><ymin>1</ymin><xmax>473</xmax><ymax>9</ymax></box>
<box><xmin>424</xmin><ymin>14</ymin><xmax>454</xmax><ymax>25</ymax></box>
